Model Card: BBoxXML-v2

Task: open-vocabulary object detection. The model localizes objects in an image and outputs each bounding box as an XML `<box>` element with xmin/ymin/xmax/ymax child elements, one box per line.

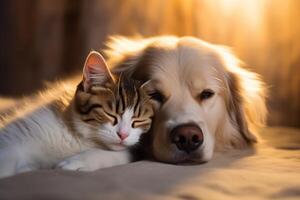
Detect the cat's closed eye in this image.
<box><xmin>103</xmin><ymin>111</ymin><xmax>118</xmax><ymax>125</ymax></box>
<box><xmin>131</xmin><ymin>119</ymin><xmax>150</xmax><ymax>128</ymax></box>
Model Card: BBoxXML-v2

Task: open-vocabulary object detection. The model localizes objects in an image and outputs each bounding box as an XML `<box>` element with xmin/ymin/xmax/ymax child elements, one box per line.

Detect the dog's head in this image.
<box><xmin>105</xmin><ymin>36</ymin><xmax>267</xmax><ymax>163</ymax></box>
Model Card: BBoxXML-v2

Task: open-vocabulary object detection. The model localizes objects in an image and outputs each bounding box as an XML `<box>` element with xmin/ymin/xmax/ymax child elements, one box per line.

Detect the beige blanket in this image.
<box><xmin>0</xmin><ymin>127</ymin><xmax>298</xmax><ymax>200</ymax></box>
<box><xmin>0</xmin><ymin>99</ymin><xmax>299</xmax><ymax>200</ymax></box>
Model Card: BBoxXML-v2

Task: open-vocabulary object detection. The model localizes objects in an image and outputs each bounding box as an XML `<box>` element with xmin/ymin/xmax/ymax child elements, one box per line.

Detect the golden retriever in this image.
<box><xmin>104</xmin><ymin>36</ymin><xmax>267</xmax><ymax>163</ymax></box>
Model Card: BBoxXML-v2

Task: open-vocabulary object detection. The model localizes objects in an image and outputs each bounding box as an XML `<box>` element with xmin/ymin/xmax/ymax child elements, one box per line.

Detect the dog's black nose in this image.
<box><xmin>170</xmin><ymin>124</ymin><xmax>203</xmax><ymax>153</ymax></box>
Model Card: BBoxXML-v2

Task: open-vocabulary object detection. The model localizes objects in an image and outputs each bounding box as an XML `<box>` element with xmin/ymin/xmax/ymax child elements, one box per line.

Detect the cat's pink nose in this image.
<box><xmin>118</xmin><ymin>131</ymin><xmax>129</xmax><ymax>140</ymax></box>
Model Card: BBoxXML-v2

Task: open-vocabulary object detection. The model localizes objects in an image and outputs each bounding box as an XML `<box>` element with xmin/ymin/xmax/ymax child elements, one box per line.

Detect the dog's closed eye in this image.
<box><xmin>198</xmin><ymin>89</ymin><xmax>215</xmax><ymax>101</ymax></box>
<box><xmin>149</xmin><ymin>90</ymin><xmax>165</xmax><ymax>103</ymax></box>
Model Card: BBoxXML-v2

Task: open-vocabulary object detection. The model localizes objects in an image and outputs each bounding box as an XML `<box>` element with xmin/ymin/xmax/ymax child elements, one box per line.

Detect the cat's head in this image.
<box><xmin>73</xmin><ymin>51</ymin><xmax>154</xmax><ymax>150</ymax></box>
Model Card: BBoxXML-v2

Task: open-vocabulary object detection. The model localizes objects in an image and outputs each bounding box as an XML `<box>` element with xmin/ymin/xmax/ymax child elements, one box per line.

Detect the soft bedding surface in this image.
<box><xmin>0</xmin><ymin>127</ymin><xmax>299</xmax><ymax>200</ymax></box>
<box><xmin>0</xmin><ymin>100</ymin><xmax>299</xmax><ymax>200</ymax></box>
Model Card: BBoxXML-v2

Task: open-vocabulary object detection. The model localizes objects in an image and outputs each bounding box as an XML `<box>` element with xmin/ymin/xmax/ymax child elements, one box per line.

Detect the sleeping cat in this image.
<box><xmin>0</xmin><ymin>51</ymin><xmax>154</xmax><ymax>178</ymax></box>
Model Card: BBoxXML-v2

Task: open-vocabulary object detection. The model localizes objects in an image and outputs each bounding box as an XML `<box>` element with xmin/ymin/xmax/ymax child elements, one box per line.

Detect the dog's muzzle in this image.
<box><xmin>170</xmin><ymin>123</ymin><xmax>203</xmax><ymax>153</ymax></box>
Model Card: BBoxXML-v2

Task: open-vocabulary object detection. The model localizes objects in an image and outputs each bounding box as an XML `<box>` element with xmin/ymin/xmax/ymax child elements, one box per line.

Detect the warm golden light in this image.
<box><xmin>1</xmin><ymin>0</ymin><xmax>299</xmax><ymax>127</ymax></box>
<box><xmin>0</xmin><ymin>2</ymin><xmax>299</xmax><ymax>198</ymax></box>
<box><xmin>211</xmin><ymin>0</ymin><xmax>265</xmax><ymax>28</ymax></box>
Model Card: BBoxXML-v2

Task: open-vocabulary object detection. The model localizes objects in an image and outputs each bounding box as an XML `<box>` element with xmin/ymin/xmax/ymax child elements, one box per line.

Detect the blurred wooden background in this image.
<box><xmin>0</xmin><ymin>0</ymin><xmax>299</xmax><ymax>127</ymax></box>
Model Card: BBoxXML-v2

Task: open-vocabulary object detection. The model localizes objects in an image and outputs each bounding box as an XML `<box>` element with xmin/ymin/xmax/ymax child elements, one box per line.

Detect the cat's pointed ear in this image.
<box><xmin>82</xmin><ymin>51</ymin><xmax>114</xmax><ymax>91</ymax></box>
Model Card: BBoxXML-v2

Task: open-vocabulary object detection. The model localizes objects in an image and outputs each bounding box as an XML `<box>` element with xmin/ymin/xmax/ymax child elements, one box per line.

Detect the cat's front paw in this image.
<box><xmin>56</xmin><ymin>155</ymin><xmax>93</xmax><ymax>171</ymax></box>
<box><xmin>56</xmin><ymin>149</ymin><xmax>131</xmax><ymax>172</ymax></box>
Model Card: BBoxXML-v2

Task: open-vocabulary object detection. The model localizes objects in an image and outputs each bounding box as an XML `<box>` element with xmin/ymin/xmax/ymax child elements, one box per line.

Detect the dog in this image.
<box><xmin>104</xmin><ymin>36</ymin><xmax>267</xmax><ymax>164</ymax></box>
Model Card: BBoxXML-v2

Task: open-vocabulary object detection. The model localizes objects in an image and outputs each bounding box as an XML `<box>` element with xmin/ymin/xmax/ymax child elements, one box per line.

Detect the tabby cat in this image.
<box><xmin>0</xmin><ymin>51</ymin><xmax>153</xmax><ymax>178</ymax></box>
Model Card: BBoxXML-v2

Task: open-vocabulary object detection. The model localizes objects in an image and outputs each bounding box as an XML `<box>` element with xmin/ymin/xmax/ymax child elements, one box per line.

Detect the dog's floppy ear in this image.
<box><xmin>220</xmin><ymin>47</ymin><xmax>267</xmax><ymax>143</ymax></box>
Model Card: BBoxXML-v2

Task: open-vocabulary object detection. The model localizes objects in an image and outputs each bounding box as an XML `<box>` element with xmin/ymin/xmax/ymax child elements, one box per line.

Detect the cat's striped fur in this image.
<box><xmin>0</xmin><ymin>51</ymin><xmax>153</xmax><ymax>178</ymax></box>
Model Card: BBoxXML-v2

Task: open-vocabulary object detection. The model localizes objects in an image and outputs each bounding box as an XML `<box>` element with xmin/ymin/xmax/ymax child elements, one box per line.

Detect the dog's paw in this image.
<box><xmin>56</xmin><ymin>155</ymin><xmax>93</xmax><ymax>171</ymax></box>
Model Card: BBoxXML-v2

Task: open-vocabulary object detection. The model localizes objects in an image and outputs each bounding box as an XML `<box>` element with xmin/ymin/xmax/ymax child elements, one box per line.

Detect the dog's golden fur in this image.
<box><xmin>105</xmin><ymin>36</ymin><xmax>267</xmax><ymax>163</ymax></box>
